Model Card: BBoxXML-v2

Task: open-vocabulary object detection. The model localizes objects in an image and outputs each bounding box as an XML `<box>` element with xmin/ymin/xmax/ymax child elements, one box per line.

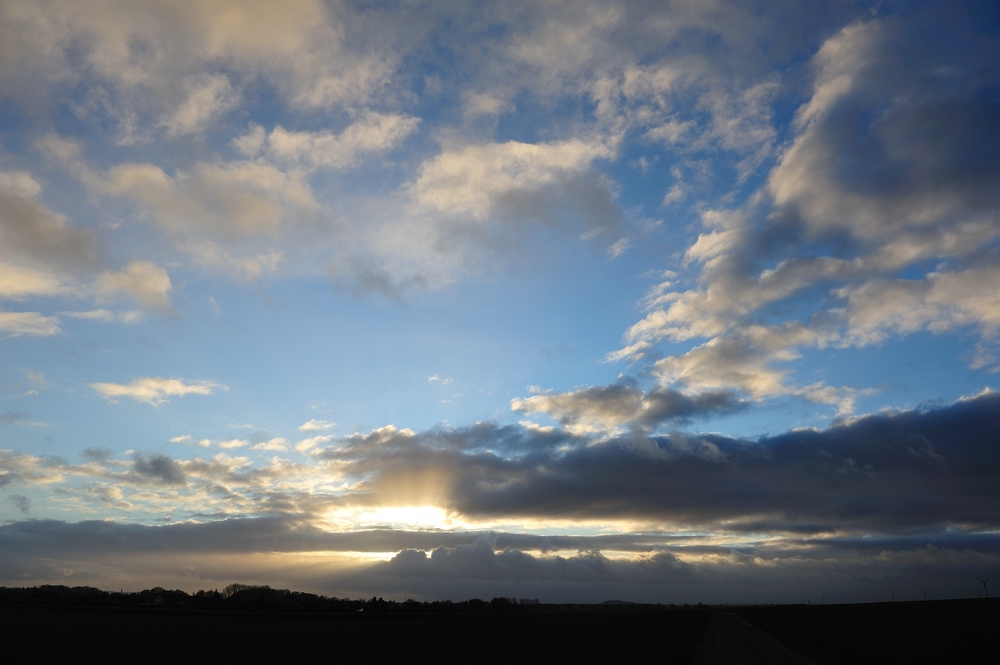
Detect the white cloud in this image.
<box><xmin>0</xmin><ymin>0</ymin><xmax>394</xmax><ymax>118</ymax></box>
<box><xmin>0</xmin><ymin>170</ymin><xmax>96</xmax><ymax>273</ymax></box>
<box><xmin>162</xmin><ymin>74</ymin><xmax>239</xmax><ymax>137</ymax></box>
<box><xmin>251</xmin><ymin>437</ymin><xmax>288</xmax><ymax>452</ymax></box>
<box><xmin>90</xmin><ymin>377</ymin><xmax>226</xmax><ymax>406</ymax></box>
<box><xmin>262</xmin><ymin>113</ymin><xmax>420</xmax><ymax>170</ymax></box>
<box><xmin>218</xmin><ymin>439</ymin><xmax>249</xmax><ymax>449</ymax></box>
<box><xmin>95</xmin><ymin>261</ymin><xmax>172</xmax><ymax>311</ymax></box>
<box><xmin>298</xmin><ymin>419</ymin><xmax>334</xmax><ymax>432</ymax></box>
<box><xmin>0</xmin><ymin>262</ymin><xmax>65</xmax><ymax>300</ymax></box>
<box><xmin>295</xmin><ymin>434</ymin><xmax>333</xmax><ymax>453</ymax></box>
<box><xmin>169</xmin><ymin>435</ymin><xmax>191</xmax><ymax>444</ymax></box>
<box><xmin>839</xmin><ymin>266</ymin><xmax>1000</xmax><ymax>347</ymax></box>
<box><xmin>410</xmin><ymin>139</ymin><xmax>614</xmax><ymax>221</ymax></box>
<box><xmin>0</xmin><ymin>311</ymin><xmax>60</xmax><ymax>337</ymax></box>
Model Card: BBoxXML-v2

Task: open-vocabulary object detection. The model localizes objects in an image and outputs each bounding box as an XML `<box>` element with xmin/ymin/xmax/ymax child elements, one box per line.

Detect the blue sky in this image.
<box><xmin>2</xmin><ymin>0</ymin><xmax>1000</xmax><ymax>603</ymax></box>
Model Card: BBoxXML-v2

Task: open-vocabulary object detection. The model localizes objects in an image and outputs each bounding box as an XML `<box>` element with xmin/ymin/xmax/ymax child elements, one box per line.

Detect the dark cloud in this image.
<box><xmin>511</xmin><ymin>377</ymin><xmax>747</xmax><ymax>430</ymax></box>
<box><xmin>82</xmin><ymin>447</ymin><xmax>112</xmax><ymax>462</ymax></box>
<box><xmin>3</xmin><ymin>516</ymin><xmax>996</xmax><ymax>603</ymax></box>
<box><xmin>6</xmin><ymin>494</ymin><xmax>29</xmax><ymax>513</ymax></box>
<box><xmin>132</xmin><ymin>452</ymin><xmax>186</xmax><ymax>486</ymax></box>
<box><xmin>0</xmin><ymin>410</ymin><xmax>29</xmax><ymax>425</ymax></box>
<box><xmin>316</xmin><ymin>391</ymin><xmax>1000</xmax><ymax>535</ymax></box>
<box><xmin>0</xmin><ymin>181</ymin><xmax>97</xmax><ymax>272</ymax></box>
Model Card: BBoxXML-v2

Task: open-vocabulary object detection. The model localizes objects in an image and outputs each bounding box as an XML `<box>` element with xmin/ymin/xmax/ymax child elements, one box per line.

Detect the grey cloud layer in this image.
<box><xmin>3</xmin><ymin>517</ymin><xmax>997</xmax><ymax>603</ymax></box>
<box><xmin>316</xmin><ymin>392</ymin><xmax>1000</xmax><ymax>533</ymax></box>
<box><xmin>4</xmin><ymin>392</ymin><xmax>998</xmax><ymax>534</ymax></box>
<box><xmin>2</xmin><ymin>391</ymin><xmax>999</xmax><ymax>599</ymax></box>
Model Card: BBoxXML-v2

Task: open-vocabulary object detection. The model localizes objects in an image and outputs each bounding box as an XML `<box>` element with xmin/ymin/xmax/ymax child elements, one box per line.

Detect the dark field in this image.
<box><xmin>1</xmin><ymin>598</ymin><xmax>997</xmax><ymax>663</ymax></box>
<box><xmin>733</xmin><ymin>598</ymin><xmax>1000</xmax><ymax>664</ymax></box>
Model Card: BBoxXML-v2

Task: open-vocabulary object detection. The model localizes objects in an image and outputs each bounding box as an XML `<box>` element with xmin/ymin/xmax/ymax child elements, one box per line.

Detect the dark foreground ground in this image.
<box><xmin>1</xmin><ymin>598</ymin><xmax>996</xmax><ymax>663</ymax></box>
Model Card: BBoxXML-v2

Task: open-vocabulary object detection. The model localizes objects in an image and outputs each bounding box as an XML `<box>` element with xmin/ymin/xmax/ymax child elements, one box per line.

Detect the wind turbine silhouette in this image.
<box><xmin>975</xmin><ymin>577</ymin><xmax>990</xmax><ymax>599</ymax></box>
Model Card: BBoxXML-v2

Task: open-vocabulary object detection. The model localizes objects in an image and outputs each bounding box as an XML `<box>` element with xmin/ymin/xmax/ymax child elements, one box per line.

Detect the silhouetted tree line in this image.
<box><xmin>0</xmin><ymin>585</ymin><xmax>543</xmax><ymax>614</ymax></box>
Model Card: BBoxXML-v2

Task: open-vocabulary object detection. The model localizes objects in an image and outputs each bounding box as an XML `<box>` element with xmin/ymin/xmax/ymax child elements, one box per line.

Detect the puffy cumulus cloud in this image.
<box><xmin>406</xmin><ymin>139</ymin><xmax>622</xmax><ymax>258</ymax></box>
<box><xmin>298</xmin><ymin>419</ymin><xmax>334</xmax><ymax>432</ymax></box>
<box><xmin>613</xmin><ymin>5</ymin><xmax>1000</xmax><ymax>409</ymax></box>
<box><xmin>0</xmin><ymin>311</ymin><xmax>61</xmax><ymax>337</ymax></box>
<box><xmin>0</xmin><ymin>172</ymin><xmax>97</xmax><ymax>323</ymax></box>
<box><xmin>161</xmin><ymin>73</ymin><xmax>239</xmax><ymax>137</ymax></box>
<box><xmin>0</xmin><ymin>168</ymin><xmax>172</xmax><ymax>324</ymax></box>
<box><xmin>0</xmin><ymin>261</ymin><xmax>65</xmax><ymax>301</ymax></box>
<box><xmin>89</xmin><ymin>377</ymin><xmax>226</xmax><ymax>406</ymax></box>
<box><xmin>0</xmin><ymin>0</ymin><xmax>394</xmax><ymax>121</ymax></box>
<box><xmin>839</xmin><ymin>265</ymin><xmax>1000</xmax><ymax>346</ymax></box>
<box><xmin>247</xmin><ymin>113</ymin><xmax>420</xmax><ymax>171</ymax></box>
<box><xmin>411</xmin><ymin>139</ymin><xmax>614</xmax><ymax>221</ymax></box>
<box><xmin>0</xmin><ymin>449</ymin><xmax>66</xmax><ymax>487</ymax></box>
<box><xmin>769</xmin><ymin>15</ymin><xmax>1000</xmax><ymax>244</ymax></box>
<box><xmin>295</xmin><ymin>435</ymin><xmax>334</xmax><ymax>453</ymax></box>
<box><xmin>651</xmin><ymin>325</ymin><xmax>825</xmax><ymax>399</ymax></box>
<box><xmin>511</xmin><ymin>377</ymin><xmax>745</xmax><ymax>433</ymax></box>
<box><xmin>251</xmin><ymin>438</ymin><xmax>288</xmax><ymax>452</ymax></box>
<box><xmin>0</xmin><ymin>171</ymin><xmax>96</xmax><ymax>273</ymax></box>
<box><xmin>97</xmin><ymin>159</ymin><xmax>317</xmax><ymax>278</ymax></box>
<box><xmin>95</xmin><ymin>261</ymin><xmax>172</xmax><ymax>311</ymax></box>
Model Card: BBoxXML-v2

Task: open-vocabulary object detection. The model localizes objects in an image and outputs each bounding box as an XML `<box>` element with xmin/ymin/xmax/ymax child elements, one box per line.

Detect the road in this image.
<box><xmin>694</xmin><ymin>612</ymin><xmax>813</xmax><ymax>664</ymax></box>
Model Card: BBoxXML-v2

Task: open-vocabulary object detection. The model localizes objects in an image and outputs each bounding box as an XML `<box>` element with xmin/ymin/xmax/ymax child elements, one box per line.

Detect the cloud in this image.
<box><xmin>298</xmin><ymin>419</ymin><xmax>335</xmax><ymax>432</ymax></box>
<box><xmin>462</xmin><ymin>92</ymin><xmax>514</xmax><ymax>119</ymax></box>
<box><xmin>0</xmin><ymin>261</ymin><xmax>65</xmax><ymax>300</ymax></box>
<box><xmin>251</xmin><ymin>438</ymin><xmax>288</xmax><ymax>452</ymax></box>
<box><xmin>5</xmin><ymin>494</ymin><xmax>29</xmax><ymax>513</ymax></box>
<box><xmin>295</xmin><ymin>435</ymin><xmax>333</xmax><ymax>453</ymax></box>
<box><xmin>162</xmin><ymin>74</ymin><xmax>239</xmax><ymax>137</ymax></box>
<box><xmin>219</xmin><ymin>439</ymin><xmax>249</xmax><ymax>450</ymax></box>
<box><xmin>131</xmin><ymin>452</ymin><xmax>186</xmax><ymax>486</ymax></box>
<box><xmin>97</xmin><ymin>159</ymin><xmax>315</xmax><ymax>278</ymax></box>
<box><xmin>511</xmin><ymin>377</ymin><xmax>746</xmax><ymax>432</ymax></box>
<box><xmin>63</xmin><ymin>309</ymin><xmax>144</xmax><ymax>324</ymax></box>
<box><xmin>95</xmin><ymin>261</ymin><xmax>173</xmax><ymax>311</ymax></box>
<box><xmin>0</xmin><ymin>171</ymin><xmax>96</xmax><ymax>273</ymax></box>
<box><xmin>82</xmin><ymin>447</ymin><xmax>112</xmax><ymax>462</ymax></box>
<box><xmin>0</xmin><ymin>392</ymin><xmax>998</xmax><ymax>598</ymax></box>
<box><xmin>0</xmin><ymin>516</ymin><xmax>996</xmax><ymax>603</ymax></box>
<box><xmin>90</xmin><ymin>377</ymin><xmax>226</xmax><ymax>406</ymax></box>
<box><xmin>839</xmin><ymin>265</ymin><xmax>1000</xmax><ymax>346</ymax></box>
<box><xmin>0</xmin><ymin>449</ymin><xmax>65</xmax><ymax>487</ymax></box>
<box><xmin>0</xmin><ymin>311</ymin><xmax>61</xmax><ymax>337</ymax></box>
<box><xmin>410</xmin><ymin>138</ymin><xmax>615</xmax><ymax>223</ymax></box>
<box><xmin>0</xmin><ymin>0</ymin><xmax>395</xmax><ymax>119</ymax></box>
<box><xmin>254</xmin><ymin>113</ymin><xmax>420</xmax><ymax>170</ymax></box>
<box><xmin>308</xmin><ymin>391</ymin><xmax>1000</xmax><ymax>535</ymax></box>
<box><xmin>0</xmin><ymin>411</ymin><xmax>30</xmax><ymax>425</ymax></box>
<box><xmin>610</xmin><ymin>7</ymin><xmax>1000</xmax><ymax>410</ymax></box>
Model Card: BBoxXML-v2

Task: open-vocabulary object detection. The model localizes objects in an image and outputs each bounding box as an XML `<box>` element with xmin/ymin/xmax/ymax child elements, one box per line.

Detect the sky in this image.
<box><xmin>1</xmin><ymin>0</ymin><xmax>999</xmax><ymax>604</ymax></box>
